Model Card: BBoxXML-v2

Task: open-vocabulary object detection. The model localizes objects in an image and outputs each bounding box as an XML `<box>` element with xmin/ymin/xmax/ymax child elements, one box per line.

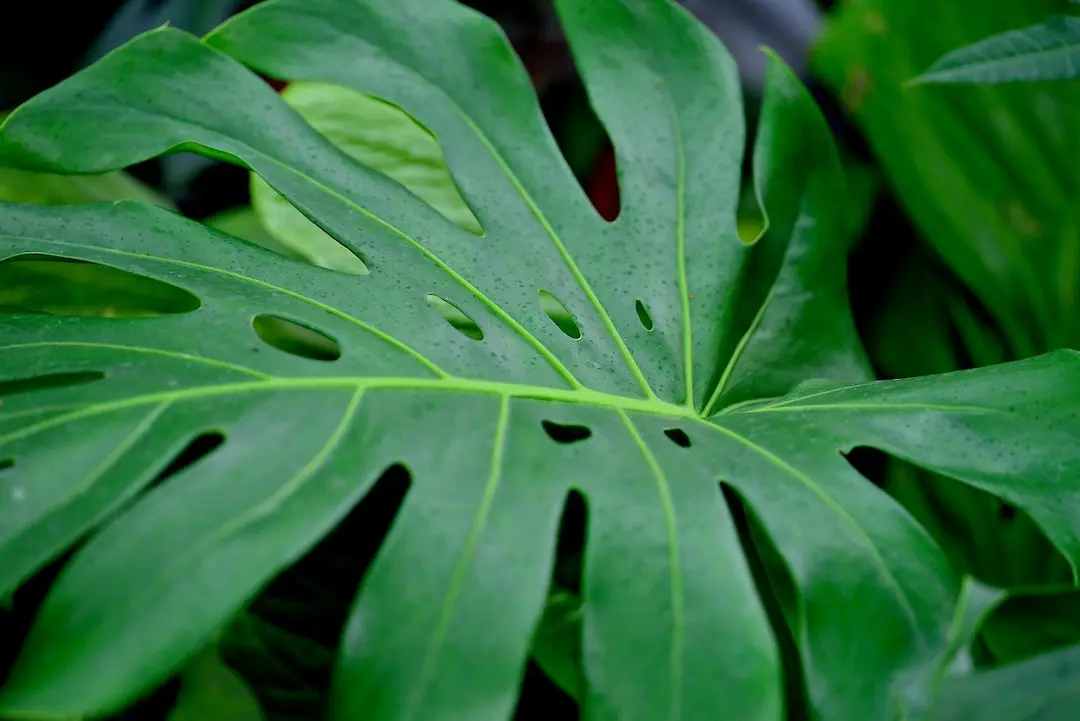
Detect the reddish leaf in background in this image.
<box><xmin>587</xmin><ymin>142</ymin><xmax>620</xmax><ymax>221</ymax></box>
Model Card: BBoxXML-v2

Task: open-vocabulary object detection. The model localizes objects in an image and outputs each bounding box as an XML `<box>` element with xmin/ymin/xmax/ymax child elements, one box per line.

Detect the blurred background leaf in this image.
<box><xmin>814</xmin><ymin>0</ymin><xmax>1080</xmax><ymax>601</ymax></box>
<box><xmin>914</xmin><ymin>15</ymin><xmax>1080</xmax><ymax>86</ymax></box>
<box><xmin>249</xmin><ymin>82</ymin><xmax>480</xmax><ymax>275</ymax></box>
<box><xmin>167</xmin><ymin>646</ymin><xmax>264</xmax><ymax>721</ymax></box>
<box><xmin>927</xmin><ymin>640</ymin><xmax>1080</xmax><ymax>720</ymax></box>
<box><xmin>815</xmin><ymin>0</ymin><xmax>1080</xmax><ymax>357</ymax></box>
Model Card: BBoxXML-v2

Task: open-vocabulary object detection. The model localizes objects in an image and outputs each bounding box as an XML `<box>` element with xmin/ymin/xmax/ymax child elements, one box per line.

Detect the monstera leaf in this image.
<box><xmin>1</xmin><ymin>1</ymin><xmax>1080</xmax><ymax>719</ymax></box>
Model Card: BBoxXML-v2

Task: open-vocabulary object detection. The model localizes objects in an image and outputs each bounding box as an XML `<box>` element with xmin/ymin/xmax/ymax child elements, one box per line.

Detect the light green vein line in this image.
<box><xmin>0</xmin><ymin>342</ymin><xmax>271</xmax><ymax>379</ymax></box>
<box><xmin>669</xmin><ymin>92</ymin><xmax>693</xmax><ymax>411</ymax></box>
<box><xmin>0</xmin><ymin>401</ymin><xmax>172</xmax><ymax>592</ymax></box>
<box><xmin>0</xmin><ymin>376</ymin><xmax>696</xmax><ymax>450</ymax></box>
<box><xmin>0</xmin><ymin>404</ymin><xmax>87</xmax><ymax>423</ymax></box>
<box><xmin>242</xmin><ymin>386</ymin><xmax>364</xmax><ymax>514</ymax></box>
<box><xmin>455</xmin><ymin>113</ymin><xmax>655</xmax><ymax>400</ymax></box>
<box><xmin>702</xmin><ymin>285</ymin><xmax>773</xmax><ymax>418</ymax></box>
<box><xmin>701</xmin><ymin>420</ymin><xmax>924</xmax><ymax>644</ymax></box>
<box><xmin>3</xmin><ymin>234</ymin><xmax>447</xmax><ymax>379</ymax></box>
<box><xmin>737</xmin><ymin>379</ymin><xmax>882</xmax><ymax>410</ymax></box>
<box><xmin>618</xmin><ymin>408</ymin><xmax>684</xmax><ymax>721</ymax></box>
<box><xmin>256</xmin><ymin>154</ymin><xmax>582</xmax><ymax>390</ymax></box>
<box><xmin>134</xmin><ymin>386</ymin><xmax>365</xmax><ymax>628</ymax></box>
<box><xmin>407</xmin><ymin>393</ymin><xmax>510</xmax><ymax>719</ymax></box>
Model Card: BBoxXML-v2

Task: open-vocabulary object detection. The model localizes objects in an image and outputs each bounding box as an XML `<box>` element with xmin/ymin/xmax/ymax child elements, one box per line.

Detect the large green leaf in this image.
<box><xmin>914</xmin><ymin>15</ymin><xmax>1080</xmax><ymax>85</ymax></box>
<box><xmin>0</xmin><ymin>1</ymin><xmax>1079</xmax><ymax>719</ymax></box>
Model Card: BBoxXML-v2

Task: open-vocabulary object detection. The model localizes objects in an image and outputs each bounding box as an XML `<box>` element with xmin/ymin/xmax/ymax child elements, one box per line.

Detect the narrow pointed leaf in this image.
<box><xmin>914</xmin><ymin>16</ymin><xmax>1080</xmax><ymax>85</ymax></box>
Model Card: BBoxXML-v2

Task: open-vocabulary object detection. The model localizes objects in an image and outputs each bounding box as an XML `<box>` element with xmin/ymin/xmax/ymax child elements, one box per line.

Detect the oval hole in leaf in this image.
<box><xmin>635</xmin><ymin>299</ymin><xmax>654</xmax><ymax>331</ymax></box>
<box><xmin>0</xmin><ymin>254</ymin><xmax>201</xmax><ymax>317</ymax></box>
<box><xmin>0</xmin><ymin>459</ymin><xmax>13</xmax><ymax>472</ymax></box>
<box><xmin>253</xmin><ymin>315</ymin><xmax>342</xmax><ymax>361</ymax></box>
<box><xmin>539</xmin><ymin>290</ymin><xmax>581</xmax><ymax>339</ymax></box>
<box><xmin>663</xmin><ymin>428</ymin><xmax>691</xmax><ymax>448</ymax></box>
<box><xmin>542</xmin><ymin>420</ymin><xmax>592</xmax><ymax>444</ymax></box>
<box><xmin>426</xmin><ymin>294</ymin><xmax>483</xmax><ymax>340</ymax></box>
<box><xmin>0</xmin><ymin>370</ymin><xmax>105</xmax><ymax>399</ymax></box>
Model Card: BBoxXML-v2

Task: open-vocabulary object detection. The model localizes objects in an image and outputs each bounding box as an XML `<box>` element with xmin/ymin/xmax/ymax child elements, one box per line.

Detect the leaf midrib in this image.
<box><xmin>0</xmin><ymin>374</ymin><xmax>698</xmax><ymax>449</ymax></box>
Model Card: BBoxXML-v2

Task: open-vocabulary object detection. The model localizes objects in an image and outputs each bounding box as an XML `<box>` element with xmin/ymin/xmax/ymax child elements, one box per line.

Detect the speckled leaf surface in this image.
<box><xmin>1</xmin><ymin>1</ymin><xmax>1080</xmax><ymax>720</ymax></box>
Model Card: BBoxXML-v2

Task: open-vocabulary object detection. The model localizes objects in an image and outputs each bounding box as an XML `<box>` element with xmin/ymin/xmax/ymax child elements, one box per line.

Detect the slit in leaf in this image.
<box><xmin>221</xmin><ymin>463</ymin><xmax>412</xmax><ymax>718</ymax></box>
<box><xmin>539</xmin><ymin>289</ymin><xmax>581</xmax><ymax>339</ymax></box>
<box><xmin>267</xmin><ymin>82</ymin><xmax>483</xmax><ymax>236</ymax></box>
<box><xmin>0</xmin><ymin>371</ymin><xmax>105</xmax><ymax>399</ymax></box>
<box><xmin>635</xmin><ymin>299</ymin><xmax>654</xmax><ymax>331</ymax></box>
<box><xmin>843</xmin><ymin>447</ymin><xmax>1074</xmax><ymax>587</ymax></box>
<box><xmin>542</xmin><ymin>420</ymin><xmax>592</xmax><ymax>444</ymax></box>
<box><xmin>720</xmin><ymin>482</ymin><xmax>810</xmax><ymax>717</ymax></box>
<box><xmin>426</xmin><ymin>294</ymin><xmax>483</xmax><ymax>340</ymax></box>
<box><xmin>253</xmin><ymin>314</ymin><xmax>342</xmax><ymax>361</ymax></box>
<box><xmin>248</xmin><ymin>179</ymin><xmax>370</xmax><ymax>275</ymax></box>
<box><xmin>0</xmin><ymin>254</ymin><xmax>201</xmax><ymax>317</ymax></box>
<box><xmin>663</xmin><ymin>428</ymin><xmax>691</xmax><ymax>448</ymax></box>
<box><xmin>147</xmin><ymin>432</ymin><xmax>227</xmax><ymax>493</ymax></box>
<box><xmin>528</xmin><ymin>489</ymin><xmax>587</xmax><ymax>707</ymax></box>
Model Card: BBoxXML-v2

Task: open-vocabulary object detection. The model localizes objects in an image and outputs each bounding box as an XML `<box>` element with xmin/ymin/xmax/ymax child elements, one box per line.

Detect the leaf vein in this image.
<box><xmin>618</xmin><ymin>409</ymin><xmax>684</xmax><ymax>721</ymax></box>
<box><xmin>406</xmin><ymin>392</ymin><xmax>511</xmax><ymax>718</ymax></box>
<box><xmin>703</xmin><ymin>421</ymin><xmax>925</xmax><ymax>645</ymax></box>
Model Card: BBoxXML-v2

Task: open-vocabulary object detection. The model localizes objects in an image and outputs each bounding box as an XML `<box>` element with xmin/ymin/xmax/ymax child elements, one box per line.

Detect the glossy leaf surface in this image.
<box><xmin>1</xmin><ymin>1</ymin><xmax>1079</xmax><ymax>720</ymax></box>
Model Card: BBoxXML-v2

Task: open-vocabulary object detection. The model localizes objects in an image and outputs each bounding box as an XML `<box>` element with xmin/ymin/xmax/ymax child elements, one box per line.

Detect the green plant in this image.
<box><xmin>915</xmin><ymin>9</ymin><xmax>1080</xmax><ymax>85</ymax></box>
<box><xmin>813</xmin><ymin>0</ymin><xmax>1080</xmax><ymax>596</ymax></box>
<box><xmin>815</xmin><ymin>0</ymin><xmax>1080</xmax><ymax>359</ymax></box>
<box><xmin>1</xmin><ymin>1</ymin><xmax>1079</xmax><ymax>719</ymax></box>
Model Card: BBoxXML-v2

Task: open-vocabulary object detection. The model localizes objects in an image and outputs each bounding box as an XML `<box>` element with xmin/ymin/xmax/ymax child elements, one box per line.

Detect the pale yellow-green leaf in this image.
<box><xmin>251</xmin><ymin>82</ymin><xmax>481</xmax><ymax>275</ymax></box>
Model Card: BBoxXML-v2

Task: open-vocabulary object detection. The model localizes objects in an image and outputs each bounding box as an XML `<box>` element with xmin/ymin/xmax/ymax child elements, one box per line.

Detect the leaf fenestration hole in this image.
<box><xmin>523</xmin><ymin>488</ymin><xmax>587</xmax><ymax>713</ymax></box>
<box><xmin>542</xmin><ymin>420</ymin><xmax>592</xmax><ymax>445</ymax></box>
<box><xmin>664</xmin><ymin>428</ymin><xmax>691</xmax><ymax>448</ymax></box>
<box><xmin>253</xmin><ymin>314</ymin><xmax>342</xmax><ymax>361</ymax></box>
<box><xmin>539</xmin><ymin>289</ymin><xmax>581</xmax><ymax>339</ymax></box>
<box><xmin>0</xmin><ymin>253</ymin><xmax>201</xmax><ymax>317</ymax></box>
<box><xmin>248</xmin><ymin>180</ymin><xmax>371</xmax><ymax>275</ymax></box>
<box><xmin>148</xmin><ymin>432</ymin><xmax>226</xmax><ymax>492</ymax></box>
<box><xmin>721</xmin><ymin>482</ymin><xmax>810</xmax><ymax>717</ymax></box>
<box><xmin>426</xmin><ymin>294</ymin><xmax>483</xmax><ymax>340</ymax></box>
<box><xmin>0</xmin><ymin>459</ymin><xmax>13</xmax><ymax>472</ymax></box>
<box><xmin>226</xmin><ymin>462</ymin><xmax>412</xmax><ymax>712</ymax></box>
<box><xmin>635</xmin><ymin>299</ymin><xmax>654</xmax><ymax>331</ymax></box>
<box><xmin>0</xmin><ymin>371</ymin><xmax>105</xmax><ymax>399</ymax></box>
